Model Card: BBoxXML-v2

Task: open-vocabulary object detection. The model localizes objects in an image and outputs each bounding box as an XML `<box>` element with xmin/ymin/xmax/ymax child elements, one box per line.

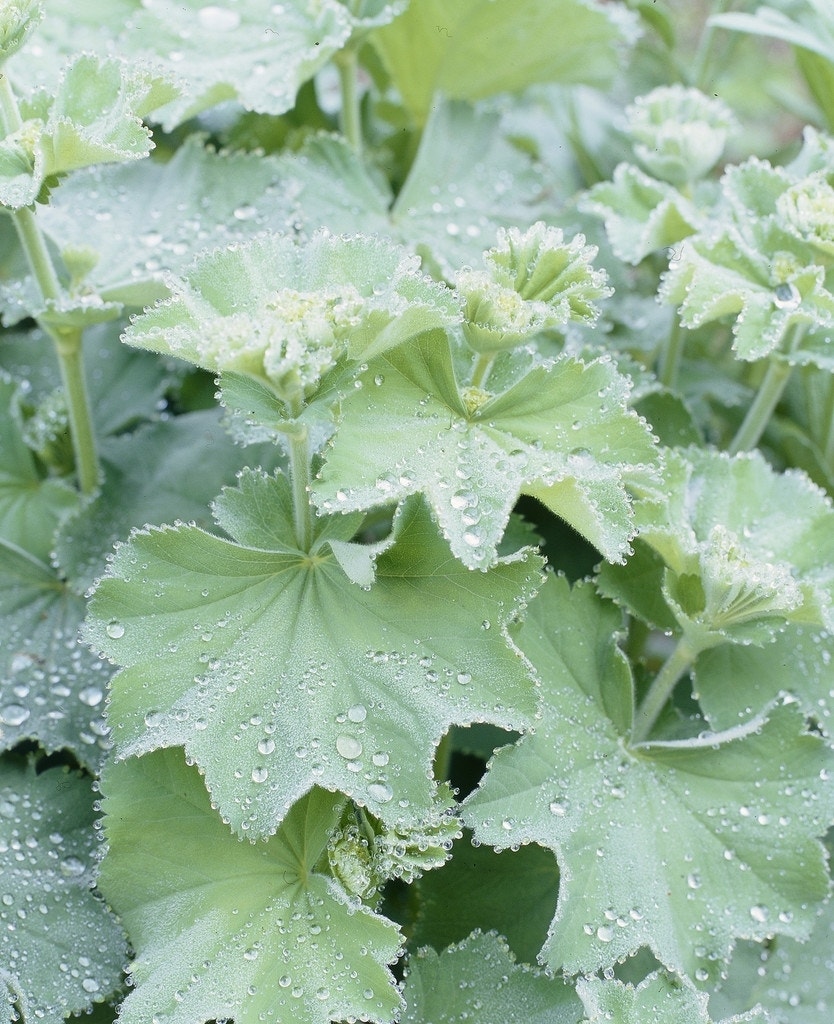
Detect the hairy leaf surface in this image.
<box><xmin>462</xmin><ymin>574</ymin><xmax>834</xmax><ymax>982</ymax></box>
<box><xmin>86</xmin><ymin>471</ymin><xmax>542</xmax><ymax>837</ymax></box>
<box><xmin>401</xmin><ymin>931</ymin><xmax>582</xmax><ymax>1024</ymax></box>
<box><xmin>315</xmin><ymin>334</ymin><xmax>656</xmax><ymax>568</ymax></box>
<box><xmin>0</xmin><ymin>760</ymin><xmax>127</xmax><ymax>1023</ymax></box>
<box><xmin>99</xmin><ymin>749</ymin><xmax>403</xmax><ymax>1024</ymax></box>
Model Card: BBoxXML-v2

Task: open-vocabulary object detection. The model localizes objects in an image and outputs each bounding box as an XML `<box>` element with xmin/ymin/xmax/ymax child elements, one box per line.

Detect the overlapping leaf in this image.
<box><xmin>711</xmin><ymin>892</ymin><xmax>834</xmax><ymax>1024</ymax></box>
<box><xmin>314</xmin><ymin>333</ymin><xmax>657</xmax><ymax>569</ymax></box>
<box><xmin>8</xmin><ymin>136</ymin><xmax>294</xmax><ymax>322</ymax></box>
<box><xmin>461</xmin><ymin>574</ymin><xmax>834</xmax><ymax>983</ymax></box>
<box><xmin>85</xmin><ymin>470</ymin><xmax>542</xmax><ymax>837</ymax></box>
<box><xmin>276</xmin><ymin>101</ymin><xmax>554</xmax><ymax>277</ymax></box>
<box><xmin>581</xmin><ymin>163</ymin><xmax>704</xmax><ymax>264</ymax></box>
<box><xmin>99</xmin><ymin>749</ymin><xmax>403</xmax><ymax>1024</ymax></box>
<box><xmin>577</xmin><ymin>970</ymin><xmax>768</xmax><ymax>1024</ymax></box>
<box><xmin>122</xmin><ymin>230</ymin><xmax>459</xmax><ymax>410</ymax></box>
<box><xmin>0</xmin><ymin>55</ymin><xmax>175</xmax><ymax>209</ymax></box>
<box><xmin>0</xmin><ymin>759</ymin><xmax>128</xmax><ymax>1023</ymax></box>
<box><xmin>600</xmin><ymin>447</ymin><xmax>834</xmax><ymax>650</ymax></box>
<box><xmin>400</xmin><ymin>931</ymin><xmax>582</xmax><ymax>1024</ymax></box>
<box><xmin>369</xmin><ymin>0</ymin><xmax>638</xmax><ymax>124</ymax></box>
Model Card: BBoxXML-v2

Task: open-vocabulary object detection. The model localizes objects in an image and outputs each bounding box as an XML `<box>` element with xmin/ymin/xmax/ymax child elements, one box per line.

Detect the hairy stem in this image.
<box><xmin>632</xmin><ymin>635</ymin><xmax>698</xmax><ymax>744</ymax></box>
<box><xmin>728</xmin><ymin>357</ymin><xmax>794</xmax><ymax>455</ymax></box>
<box><xmin>821</xmin><ymin>374</ymin><xmax>834</xmax><ymax>470</ymax></box>
<box><xmin>335</xmin><ymin>47</ymin><xmax>362</xmax><ymax>155</ymax></box>
<box><xmin>0</xmin><ymin>73</ymin><xmax>100</xmax><ymax>492</ymax></box>
<box><xmin>691</xmin><ymin>0</ymin><xmax>730</xmax><ymax>91</ymax></box>
<box><xmin>658</xmin><ymin>312</ymin><xmax>686</xmax><ymax>390</ymax></box>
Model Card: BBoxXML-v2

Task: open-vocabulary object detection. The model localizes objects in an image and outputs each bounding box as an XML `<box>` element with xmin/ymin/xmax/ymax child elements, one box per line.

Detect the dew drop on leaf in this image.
<box><xmin>197</xmin><ymin>5</ymin><xmax>241</xmax><ymax>31</ymax></box>
<box><xmin>0</xmin><ymin>704</ymin><xmax>30</xmax><ymax>726</ymax></box>
<box><xmin>336</xmin><ymin>735</ymin><xmax>362</xmax><ymax>759</ymax></box>
<box><xmin>251</xmin><ymin>767</ymin><xmax>268</xmax><ymax>784</ymax></box>
<box><xmin>106</xmin><ymin>621</ymin><xmax>125</xmax><ymax>639</ymax></box>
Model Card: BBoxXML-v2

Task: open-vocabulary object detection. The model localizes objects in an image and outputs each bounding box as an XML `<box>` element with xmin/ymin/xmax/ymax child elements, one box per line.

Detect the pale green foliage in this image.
<box><xmin>0</xmin><ymin>0</ymin><xmax>833</xmax><ymax>1020</ymax></box>
<box><xmin>99</xmin><ymin>750</ymin><xmax>404</xmax><ymax>1024</ymax></box>
<box><xmin>462</xmin><ymin>575</ymin><xmax>834</xmax><ymax>984</ymax></box>
<box><xmin>0</xmin><ymin>761</ymin><xmax>127</xmax><ymax>1021</ymax></box>
<box><xmin>577</xmin><ymin>970</ymin><xmax>769</xmax><ymax>1023</ymax></box>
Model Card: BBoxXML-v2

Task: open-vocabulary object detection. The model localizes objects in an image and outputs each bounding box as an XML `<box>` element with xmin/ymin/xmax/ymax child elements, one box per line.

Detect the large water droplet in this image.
<box><xmin>0</xmin><ymin>704</ymin><xmax>29</xmax><ymax>726</ymax></box>
<box><xmin>347</xmin><ymin>704</ymin><xmax>367</xmax><ymax>723</ymax></box>
<box><xmin>336</xmin><ymin>735</ymin><xmax>362</xmax><ymax>759</ymax></box>
<box><xmin>368</xmin><ymin>781</ymin><xmax>393</xmax><ymax>803</ymax></box>
<box><xmin>106</xmin><ymin>621</ymin><xmax>125</xmax><ymax>639</ymax></box>
<box><xmin>251</xmin><ymin>767</ymin><xmax>268</xmax><ymax>784</ymax></box>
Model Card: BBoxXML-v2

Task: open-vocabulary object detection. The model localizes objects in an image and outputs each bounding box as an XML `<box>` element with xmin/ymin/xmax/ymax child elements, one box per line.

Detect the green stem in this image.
<box><xmin>728</xmin><ymin>357</ymin><xmax>794</xmax><ymax>455</ymax></box>
<box><xmin>632</xmin><ymin>635</ymin><xmax>698</xmax><ymax>744</ymax></box>
<box><xmin>52</xmin><ymin>327</ymin><xmax>100</xmax><ymax>494</ymax></box>
<box><xmin>286</xmin><ymin>394</ymin><xmax>313</xmax><ymax>551</ymax></box>
<box><xmin>335</xmin><ymin>48</ymin><xmax>362</xmax><ymax>155</ymax></box>
<box><xmin>470</xmin><ymin>353</ymin><xmax>495</xmax><ymax>389</ymax></box>
<box><xmin>658</xmin><ymin>312</ymin><xmax>686</xmax><ymax>390</ymax></box>
<box><xmin>0</xmin><ymin>73</ymin><xmax>100</xmax><ymax>493</ymax></box>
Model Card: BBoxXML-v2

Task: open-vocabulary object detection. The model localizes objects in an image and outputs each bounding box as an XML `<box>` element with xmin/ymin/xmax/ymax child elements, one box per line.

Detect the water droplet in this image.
<box><xmin>549</xmin><ymin>799</ymin><xmax>569</xmax><ymax>817</ymax></box>
<box><xmin>347</xmin><ymin>704</ymin><xmax>367</xmax><ymax>723</ymax></box>
<box><xmin>0</xmin><ymin>704</ymin><xmax>29</xmax><ymax>726</ymax></box>
<box><xmin>197</xmin><ymin>5</ymin><xmax>241</xmax><ymax>31</ymax></box>
<box><xmin>368</xmin><ymin>782</ymin><xmax>393</xmax><ymax>803</ymax></box>
<box><xmin>233</xmin><ymin>204</ymin><xmax>257</xmax><ymax>221</ymax></box>
<box><xmin>773</xmin><ymin>282</ymin><xmax>801</xmax><ymax>310</ymax></box>
<box><xmin>251</xmin><ymin>767</ymin><xmax>268</xmax><ymax>784</ymax></box>
<box><xmin>106</xmin><ymin>621</ymin><xmax>125</xmax><ymax>639</ymax></box>
<box><xmin>750</xmin><ymin>905</ymin><xmax>769</xmax><ymax>923</ymax></box>
<box><xmin>143</xmin><ymin>710</ymin><xmax>163</xmax><ymax>728</ymax></box>
<box><xmin>456</xmin><ymin>672</ymin><xmax>471</xmax><ymax>685</ymax></box>
<box><xmin>372</xmin><ymin>751</ymin><xmax>389</xmax><ymax>767</ymax></box>
<box><xmin>79</xmin><ymin>686</ymin><xmax>104</xmax><ymax>707</ymax></box>
<box><xmin>596</xmin><ymin>925</ymin><xmax>614</xmax><ymax>942</ymax></box>
<box><xmin>82</xmin><ymin>978</ymin><xmax>100</xmax><ymax>994</ymax></box>
<box><xmin>257</xmin><ymin>738</ymin><xmax>275</xmax><ymax>756</ymax></box>
<box><xmin>279</xmin><ymin>975</ymin><xmax>291</xmax><ymax>988</ymax></box>
<box><xmin>336</xmin><ymin>735</ymin><xmax>362</xmax><ymax>759</ymax></box>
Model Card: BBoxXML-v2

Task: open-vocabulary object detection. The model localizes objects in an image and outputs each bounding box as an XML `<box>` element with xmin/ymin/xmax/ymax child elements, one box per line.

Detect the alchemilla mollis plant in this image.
<box><xmin>1</xmin><ymin>0</ymin><xmax>833</xmax><ymax>1021</ymax></box>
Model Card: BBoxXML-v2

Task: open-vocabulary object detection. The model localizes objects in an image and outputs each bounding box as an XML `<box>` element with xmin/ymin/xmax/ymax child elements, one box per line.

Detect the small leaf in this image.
<box><xmin>314</xmin><ymin>334</ymin><xmax>657</xmax><ymax>569</ymax></box>
<box><xmin>461</xmin><ymin>574</ymin><xmax>834</xmax><ymax>983</ymax></box>
<box><xmin>0</xmin><ymin>759</ymin><xmax>128</xmax><ymax>1022</ymax></box>
<box><xmin>99</xmin><ymin>749</ymin><xmax>403</xmax><ymax>1024</ymax></box>
<box><xmin>577</xmin><ymin>969</ymin><xmax>769</xmax><ymax>1024</ymax></box>
<box><xmin>400</xmin><ymin>931</ymin><xmax>582</xmax><ymax>1024</ymax></box>
<box><xmin>581</xmin><ymin>163</ymin><xmax>703</xmax><ymax>264</ymax></box>
<box><xmin>85</xmin><ymin>471</ymin><xmax>542</xmax><ymax>837</ymax></box>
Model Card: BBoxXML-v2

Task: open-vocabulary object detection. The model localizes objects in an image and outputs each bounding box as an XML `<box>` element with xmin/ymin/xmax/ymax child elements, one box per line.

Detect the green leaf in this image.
<box><xmin>694</xmin><ymin>624</ymin><xmax>834</xmax><ymax>735</ymax></box>
<box><xmin>117</xmin><ymin>0</ymin><xmax>354</xmax><ymax>130</ymax></box>
<box><xmin>278</xmin><ymin>101</ymin><xmax>553</xmax><ymax>277</ymax></box>
<box><xmin>369</xmin><ymin>0</ymin><xmax>638</xmax><ymax>124</ymax></box>
<box><xmin>412</xmin><ymin>832</ymin><xmax>559</xmax><ymax>965</ymax></box>
<box><xmin>314</xmin><ymin>334</ymin><xmax>657</xmax><ymax>569</ymax></box>
<box><xmin>581</xmin><ymin>163</ymin><xmax>703</xmax><ymax>264</ymax></box>
<box><xmin>0</xmin><ymin>374</ymin><xmax>78</xmax><ymax>562</ymax></box>
<box><xmin>38</xmin><ymin>135</ymin><xmax>295</xmax><ymax>314</ymax></box>
<box><xmin>99</xmin><ymin>749</ymin><xmax>403</xmax><ymax>1024</ymax></box>
<box><xmin>711</xmin><ymin>893</ymin><xmax>834</xmax><ymax>1024</ymax></box>
<box><xmin>55</xmin><ymin>409</ymin><xmax>280</xmax><ymax>593</ymax></box>
<box><xmin>461</xmin><ymin>574</ymin><xmax>834</xmax><ymax>983</ymax></box>
<box><xmin>577</xmin><ymin>969</ymin><xmax>768</xmax><ymax>1024</ymax></box>
<box><xmin>0</xmin><ymin>759</ymin><xmax>128</xmax><ymax>1023</ymax></box>
<box><xmin>0</xmin><ymin>540</ymin><xmax>112</xmax><ymax>767</ymax></box>
<box><xmin>711</xmin><ymin>7</ymin><xmax>834</xmax><ymax>66</ymax></box>
<box><xmin>85</xmin><ymin>471</ymin><xmax>542</xmax><ymax>837</ymax></box>
<box><xmin>401</xmin><ymin>931</ymin><xmax>583</xmax><ymax>1024</ymax></box>
<box><xmin>0</xmin><ymin>55</ymin><xmax>176</xmax><ymax>209</ymax></box>
<box><xmin>123</xmin><ymin>231</ymin><xmax>459</xmax><ymax>408</ymax></box>
<box><xmin>603</xmin><ymin>447</ymin><xmax>834</xmax><ymax>647</ymax></box>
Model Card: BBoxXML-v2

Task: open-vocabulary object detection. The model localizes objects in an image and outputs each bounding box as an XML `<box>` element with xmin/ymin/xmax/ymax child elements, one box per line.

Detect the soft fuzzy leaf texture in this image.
<box><xmin>400</xmin><ymin>931</ymin><xmax>582</xmax><ymax>1024</ymax></box>
<box><xmin>99</xmin><ymin>748</ymin><xmax>403</xmax><ymax>1024</ymax></box>
<box><xmin>462</xmin><ymin>574</ymin><xmax>834</xmax><ymax>983</ymax></box>
<box><xmin>314</xmin><ymin>334</ymin><xmax>657</xmax><ymax>569</ymax></box>
<box><xmin>577</xmin><ymin>970</ymin><xmax>768</xmax><ymax>1023</ymax></box>
<box><xmin>86</xmin><ymin>470</ymin><xmax>542</xmax><ymax>837</ymax></box>
<box><xmin>600</xmin><ymin>447</ymin><xmax>834</xmax><ymax>648</ymax></box>
<box><xmin>123</xmin><ymin>230</ymin><xmax>460</xmax><ymax>407</ymax></box>
<box><xmin>0</xmin><ymin>760</ymin><xmax>127</xmax><ymax>1022</ymax></box>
